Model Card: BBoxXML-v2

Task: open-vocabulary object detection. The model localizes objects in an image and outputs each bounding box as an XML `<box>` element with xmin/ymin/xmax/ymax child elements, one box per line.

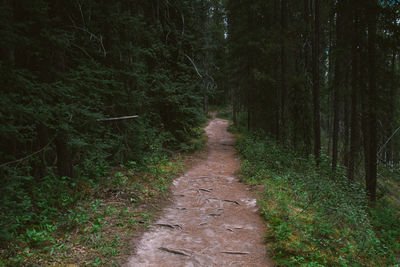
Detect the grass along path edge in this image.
<box><xmin>231</xmin><ymin>128</ymin><xmax>400</xmax><ymax>266</ymax></box>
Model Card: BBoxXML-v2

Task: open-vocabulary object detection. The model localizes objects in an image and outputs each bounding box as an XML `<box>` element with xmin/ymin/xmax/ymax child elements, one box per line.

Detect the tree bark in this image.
<box><xmin>232</xmin><ymin>87</ymin><xmax>237</xmax><ymax>127</ymax></box>
<box><xmin>274</xmin><ymin>0</ymin><xmax>280</xmax><ymax>140</ymax></box>
<box><xmin>312</xmin><ymin>0</ymin><xmax>321</xmax><ymax>163</ymax></box>
<box><xmin>348</xmin><ymin>2</ymin><xmax>360</xmax><ymax>181</ymax></box>
<box><xmin>366</xmin><ymin>0</ymin><xmax>378</xmax><ymax>202</ymax></box>
<box><xmin>332</xmin><ymin>2</ymin><xmax>343</xmax><ymax>171</ymax></box>
<box><xmin>387</xmin><ymin>48</ymin><xmax>396</xmax><ymax>162</ymax></box>
<box><xmin>343</xmin><ymin>91</ymin><xmax>350</xmax><ymax>168</ymax></box>
<box><xmin>280</xmin><ymin>0</ymin><xmax>288</xmax><ymax>142</ymax></box>
<box><xmin>327</xmin><ymin>9</ymin><xmax>335</xmax><ymax>157</ymax></box>
<box><xmin>55</xmin><ymin>134</ymin><xmax>73</xmax><ymax>178</ymax></box>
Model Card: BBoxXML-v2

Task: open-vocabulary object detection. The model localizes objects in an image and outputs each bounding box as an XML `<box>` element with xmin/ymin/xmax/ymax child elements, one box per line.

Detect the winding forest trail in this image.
<box><xmin>125</xmin><ymin>118</ymin><xmax>273</xmax><ymax>266</ymax></box>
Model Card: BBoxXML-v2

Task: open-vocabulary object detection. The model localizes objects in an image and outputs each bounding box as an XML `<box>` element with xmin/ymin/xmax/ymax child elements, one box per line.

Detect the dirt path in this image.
<box><xmin>125</xmin><ymin>119</ymin><xmax>273</xmax><ymax>266</ymax></box>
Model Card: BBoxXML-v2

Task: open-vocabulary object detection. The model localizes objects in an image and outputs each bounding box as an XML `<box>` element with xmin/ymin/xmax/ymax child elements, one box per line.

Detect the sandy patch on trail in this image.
<box><xmin>125</xmin><ymin>119</ymin><xmax>273</xmax><ymax>266</ymax></box>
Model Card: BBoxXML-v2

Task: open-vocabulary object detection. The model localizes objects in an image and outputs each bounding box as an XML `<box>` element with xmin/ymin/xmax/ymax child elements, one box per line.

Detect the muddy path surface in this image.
<box><xmin>125</xmin><ymin>119</ymin><xmax>273</xmax><ymax>267</ymax></box>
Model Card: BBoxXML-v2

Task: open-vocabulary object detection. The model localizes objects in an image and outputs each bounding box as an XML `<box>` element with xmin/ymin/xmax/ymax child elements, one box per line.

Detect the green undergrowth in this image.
<box><xmin>234</xmin><ymin>130</ymin><xmax>400</xmax><ymax>266</ymax></box>
<box><xmin>215</xmin><ymin>105</ymin><xmax>232</xmax><ymax>120</ymax></box>
<box><xmin>0</xmin><ymin>128</ymin><xmax>206</xmax><ymax>266</ymax></box>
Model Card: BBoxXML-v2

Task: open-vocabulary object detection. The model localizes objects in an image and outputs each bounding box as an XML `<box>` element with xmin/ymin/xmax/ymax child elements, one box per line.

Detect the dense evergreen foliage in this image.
<box><xmin>226</xmin><ymin>0</ymin><xmax>400</xmax><ymax>202</ymax></box>
<box><xmin>0</xmin><ymin>0</ymin><xmax>225</xmax><ymax>249</ymax></box>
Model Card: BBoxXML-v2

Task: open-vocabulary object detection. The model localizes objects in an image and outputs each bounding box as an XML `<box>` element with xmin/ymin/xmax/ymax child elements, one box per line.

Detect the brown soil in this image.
<box><xmin>125</xmin><ymin>118</ymin><xmax>274</xmax><ymax>267</ymax></box>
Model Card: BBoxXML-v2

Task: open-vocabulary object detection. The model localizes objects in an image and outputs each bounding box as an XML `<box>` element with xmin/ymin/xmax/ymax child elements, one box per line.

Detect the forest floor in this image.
<box><xmin>124</xmin><ymin>117</ymin><xmax>274</xmax><ymax>266</ymax></box>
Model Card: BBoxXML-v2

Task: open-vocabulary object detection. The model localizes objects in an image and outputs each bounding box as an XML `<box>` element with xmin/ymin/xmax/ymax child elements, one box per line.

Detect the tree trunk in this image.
<box><xmin>343</xmin><ymin>91</ymin><xmax>350</xmax><ymax>167</ymax></box>
<box><xmin>360</xmin><ymin>24</ymin><xmax>370</xmax><ymax>195</ymax></box>
<box><xmin>312</xmin><ymin>0</ymin><xmax>321</xmax><ymax>163</ymax></box>
<box><xmin>232</xmin><ymin>87</ymin><xmax>237</xmax><ymax>127</ymax></box>
<box><xmin>332</xmin><ymin>1</ymin><xmax>344</xmax><ymax>171</ymax></box>
<box><xmin>280</xmin><ymin>0</ymin><xmax>288</xmax><ymax>142</ymax></box>
<box><xmin>387</xmin><ymin>48</ymin><xmax>396</xmax><ymax>162</ymax></box>
<box><xmin>274</xmin><ymin>0</ymin><xmax>280</xmax><ymax>140</ymax></box>
<box><xmin>56</xmin><ymin>134</ymin><xmax>73</xmax><ymax>178</ymax></box>
<box><xmin>204</xmin><ymin>92</ymin><xmax>209</xmax><ymax>114</ymax></box>
<box><xmin>367</xmin><ymin>0</ymin><xmax>378</xmax><ymax>202</ymax></box>
<box><xmin>348</xmin><ymin>3</ymin><xmax>360</xmax><ymax>181</ymax></box>
<box><xmin>35</xmin><ymin>123</ymin><xmax>50</xmax><ymax>179</ymax></box>
<box><xmin>0</xmin><ymin>0</ymin><xmax>15</xmax><ymax>64</ymax></box>
<box><xmin>327</xmin><ymin>9</ymin><xmax>335</xmax><ymax>157</ymax></box>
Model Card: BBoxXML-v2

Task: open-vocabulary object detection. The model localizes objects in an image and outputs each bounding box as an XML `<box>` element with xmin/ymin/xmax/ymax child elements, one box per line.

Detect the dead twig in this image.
<box><xmin>0</xmin><ymin>135</ymin><xmax>56</xmax><ymax>168</ymax></box>
<box><xmin>159</xmin><ymin>247</ymin><xmax>191</xmax><ymax>257</ymax></box>
<box><xmin>198</xmin><ymin>188</ymin><xmax>212</xmax><ymax>193</ymax></box>
<box><xmin>221</xmin><ymin>251</ymin><xmax>249</xmax><ymax>255</ymax></box>
<box><xmin>70</xmin><ymin>25</ymin><xmax>107</xmax><ymax>57</ymax></box>
<box><xmin>223</xmin><ymin>199</ymin><xmax>240</xmax><ymax>205</ymax></box>
<box><xmin>155</xmin><ymin>223</ymin><xmax>182</xmax><ymax>230</ymax></box>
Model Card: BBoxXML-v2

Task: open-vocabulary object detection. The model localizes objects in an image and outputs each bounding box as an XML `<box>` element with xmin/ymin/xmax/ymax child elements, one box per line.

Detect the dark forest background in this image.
<box><xmin>1</xmin><ymin>0</ymin><xmax>400</xmax><ymax>265</ymax></box>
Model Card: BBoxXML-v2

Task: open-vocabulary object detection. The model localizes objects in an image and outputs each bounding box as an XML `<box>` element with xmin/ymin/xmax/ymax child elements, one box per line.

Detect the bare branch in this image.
<box><xmin>184</xmin><ymin>54</ymin><xmax>203</xmax><ymax>79</ymax></box>
<box><xmin>378</xmin><ymin>124</ymin><xmax>400</xmax><ymax>155</ymax></box>
<box><xmin>71</xmin><ymin>43</ymin><xmax>93</xmax><ymax>59</ymax></box>
<box><xmin>77</xmin><ymin>2</ymin><xmax>86</xmax><ymax>27</ymax></box>
<box><xmin>0</xmin><ymin>136</ymin><xmax>56</xmax><ymax>168</ymax></box>
<box><xmin>71</xmin><ymin>25</ymin><xmax>107</xmax><ymax>57</ymax></box>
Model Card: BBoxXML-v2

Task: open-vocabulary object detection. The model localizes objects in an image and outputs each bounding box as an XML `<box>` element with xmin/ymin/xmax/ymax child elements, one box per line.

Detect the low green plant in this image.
<box><xmin>24</xmin><ymin>226</ymin><xmax>54</xmax><ymax>246</ymax></box>
<box><xmin>1</xmin><ymin>120</ymin><xmax>201</xmax><ymax>265</ymax></box>
<box><xmin>235</xmin><ymin>132</ymin><xmax>400</xmax><ymax>266</ymax></box>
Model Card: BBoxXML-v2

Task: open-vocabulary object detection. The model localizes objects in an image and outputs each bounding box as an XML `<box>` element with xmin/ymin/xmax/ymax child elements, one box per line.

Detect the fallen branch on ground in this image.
<box><xmin>155</xmin><ymin>223</ymin><xmax>182</xmax><ymax>230</ymax></box>
<box><xmin>198</xmin><ymin>188</ymin><xmax>212</xmax><ymax>193</ymax></box>
<box><xmin>159</xmin><ymin>247</ymin><xmax>191</xmax><ymax>257</ymax></box>
<box><xmin>221</xmin><ymin>251</ymin><xmax>249</xmax><ymax>255</ymax></box>
<box><xmin>223</xmin><ymin>199</ymin><xmax>240</xmax><ymax>205</ymax></box>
